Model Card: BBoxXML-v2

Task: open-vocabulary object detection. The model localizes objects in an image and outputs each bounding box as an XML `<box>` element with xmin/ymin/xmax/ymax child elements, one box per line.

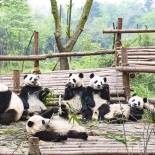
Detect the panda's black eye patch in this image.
<box><xmin>42</xmin><ymin>120</ymin><xmax>45</xmax><ymax>125</ymax></box>
<box><xmin>94</xmin><ymin>80</ymin><xmax>98</xmax><ymax>84</ymax></box>
<box><xmin>73</xmin><ymin>79</ymin><xmax>76</xmax><ymax>83</ymax></box>
<box><xmin>27</xmin><ymin>121</ymin><xmax>34</xmax><ymax>127</ymax></box>
<box><xmin>132</xmin><ymin>99</ymin><xmax>135</xmax><ymax>102</ymax></box>
<box><xmin>138</xmin><ymin>102</ymin><xmax>140</xmax><ymax>106</ymax></box>
<box><xmin>30</xmin><ymin>77</ymin><xmax>33</xmax><ymax>80</ymax></box>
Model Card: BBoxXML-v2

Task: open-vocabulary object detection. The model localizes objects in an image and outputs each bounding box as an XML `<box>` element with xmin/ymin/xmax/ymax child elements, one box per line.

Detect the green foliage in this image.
<box><xmin>103</xmin><ymin>131</ymin><xmax>141</xmax><ymax>144</ymax></box>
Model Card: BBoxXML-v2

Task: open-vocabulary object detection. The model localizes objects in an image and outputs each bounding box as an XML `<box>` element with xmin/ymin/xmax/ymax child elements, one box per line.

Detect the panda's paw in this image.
<box><xmin>43</xmin><ymin>88</ymin><xmax>50</xmax><ymax>93</ymax></box>
<box><xmin>80</xmin><ymin>132</ymin><xmax>88</xmax><ymax>140</ymax></box>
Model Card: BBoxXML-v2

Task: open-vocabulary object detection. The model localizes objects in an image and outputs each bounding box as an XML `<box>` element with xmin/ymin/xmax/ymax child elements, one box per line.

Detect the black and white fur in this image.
<box><xmin>82</xmin><ymin>73</ymin><xmax>130</xmax><ymax>123</ymax></box>
<box><xmin>63</xmin><ymin>73</ymin><xmax>86</xmax><ymax>114</ymax></box>
<box><xmin>128</xmin><ymin>95</ymin><xmax>146</xmax><ymax>121</ymax></box>
<box><xmin>26</xmin><ymin>105</ymin><xmax>88</xmax><ymax>142</ymax></box>
<box><xmin>0</xmin><ymin>83</ymin><xmax>24</xmax><ymax>125</ymax></box>
<box><xmin>19</xmin><ymin>74</ymin><xmax>49</xmax><ymax>115</ymax></box>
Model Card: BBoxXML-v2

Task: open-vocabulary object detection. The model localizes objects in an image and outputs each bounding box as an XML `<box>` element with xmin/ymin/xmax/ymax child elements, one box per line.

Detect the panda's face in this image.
<box><xmin>128</xmin><ymin>96</ymin><xmax>145</xmax><ymax>109</ymax></box>
<box><xmin>66</xmin><ymin>73</ymin><xmax>84</xmax><ymax>88</ymax></box>
<box><xmin>89</xmin><ymin>73</ymin><xmax>106</xmax><ymax>90</ymax></box>
<box><xmin>26</xmin><ymin>115</ymin><xmax>49</xmax><ymax>134</ymax></box>
<box><xmin>23</xmin><ymin>74</ymin><xmax>41</xmax><ymax>86</ymax></box>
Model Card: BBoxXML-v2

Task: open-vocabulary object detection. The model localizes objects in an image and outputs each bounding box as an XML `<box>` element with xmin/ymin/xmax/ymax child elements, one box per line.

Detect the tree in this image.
<box><xmin>50</xmin><ymin>0</ymin><xmax>93</xmax><ymax>70</ymax></box>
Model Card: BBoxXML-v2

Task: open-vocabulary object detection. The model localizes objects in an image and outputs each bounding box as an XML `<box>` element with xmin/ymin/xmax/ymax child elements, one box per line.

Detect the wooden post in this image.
<box><xmin>13</xmin><ymin>70</ymin><xmax>20</xmax><ymax>93</ymax></box>
<box><xmin>33</xmin><ymin>31</ymin><xmax>41</xmax><ymax>74</ymax></box>
<box><xmin>115</xmin><ymin>18</ymin><xmax>123</xmax><ymax>66</ymax></box>
<box><xmin>28</xmin><ymin>137</ymin><xmax>41</xmax><ymax>155</ymax></box>
<box><xmin>121</xmin><ymin>48</ymin><xmax>130</xmax><ymax>101</ymax></box>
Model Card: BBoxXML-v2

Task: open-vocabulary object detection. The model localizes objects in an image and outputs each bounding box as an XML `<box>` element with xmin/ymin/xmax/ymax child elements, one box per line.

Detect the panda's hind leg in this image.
<box><xmin>0</xmin><ymin>109</ymin><xmax>17</xmax><ymax>125</ymax></box>
<box><xmin>67</xmin><ymin>130</ymin><xmax>88</xmax><ymax>140</ymax></box>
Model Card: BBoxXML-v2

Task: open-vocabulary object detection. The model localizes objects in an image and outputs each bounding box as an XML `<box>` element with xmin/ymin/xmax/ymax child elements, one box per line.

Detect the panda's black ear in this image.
<box><xmin>27</xmin><ymin>121</ymin><xmax>34</xmax><ymax>127</ymax></box>
<box><xmin>143</xmin><ymin>98</ymin><xmax>148</xmax><ymax>103</ymax></box>
<box><xmin>24</xmin><ymin>75</ymin><xmax>28</xmax><ymax>79</ymax></box>
<box><xmin>69</xmin><ymin>73</ymin><xmax>72</xmax><ymax>77</ymax></box>
<box><xmin>103</xmin><ymin>77</ymin><xmax>107</xmax><ymax>83</ymax></box>
<box><xmin>79</xmin><ymin>73</ymin><xmax>84</xmax><ymax>78</ymax></box>
<box><xmin>90</xmin><ymin>73</ymin><xmax>94</xmax><ymax>79</ymax></box>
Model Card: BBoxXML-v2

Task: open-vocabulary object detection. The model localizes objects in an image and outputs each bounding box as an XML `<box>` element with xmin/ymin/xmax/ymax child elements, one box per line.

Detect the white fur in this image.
<box><xmin>63</xmin><ymin>95</ymin><xmax>82</xmax><ymax>113</ymax></box>
<box><xmin>89</xmin><ymin>75</ymin><xmax>103</xmax><ymax>90</ymax></box>
<box><xmin>27</xmin><ymin>94</ymin><xmax>47</xmax><ymax>113</ymax></box>
<box><xmin>26</xmin><ymin>115</ymin><xmax>85</xmax><ymax>135</ymax></box>
<box><xmin>92</xmin><ymin>94</ymin><xmax>108</xmax><ymax>119</ymax></box>
<box><xmin>24</xmin><ymin>74</ymin><xmax>41</xmax><ymax>86</ymax></box>
<box><xmin>128</xmin><ymin>96</ymin><xmax>144</xmax><ymax>109</ymax></box>
<box><xmin>0</xmin><ymin>83</ymin><xmax>8</xmax><ymax>92</ymax></box>
<box><xmin>104</xmin><ymin>103</ymin><xmax>130</xmax><ymax>120</ymax></box>
<box><xmin>26</xmin><ymin>115</ymin><xmax>49</xmax><ymax>134</ymax></box>
<box><xmin>68</xmin><ymin>74</ymin><xmax>83</xmax><ymax>87</ymax></box>
<box><xmin>7</xmin><ymin>92</ymin><xmax>24</xmax><ymax>121</ymax></box>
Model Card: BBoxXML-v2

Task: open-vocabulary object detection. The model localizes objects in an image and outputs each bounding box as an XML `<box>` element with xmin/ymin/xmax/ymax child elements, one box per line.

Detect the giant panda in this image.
<box><xmin>128</xmin><ymin>95</ymin><xmax>147</xmax><ymax>121</ymax></box>
<box><xmin>19</xmin><ymin>74</ymin><xmax>49</xmax><ymax>116</ymax></box>
<box><xmin>26</xmin><ymin>104</ymin><xmax>88</xmax><ymax>142</ymax></box>
<box><xmin>62</xmin><ymin>73</ymin><xmax>86</xmax><ymax>114</ymax></box>
<box><xmin>82</xmin><ymin>73</ymin><xmax>130</xmax><ymax>123</ymax></box>
<box><xmin>0</xmin><ymin>83</ymin><xmax>24</xmax><ymax>125</ymax></box>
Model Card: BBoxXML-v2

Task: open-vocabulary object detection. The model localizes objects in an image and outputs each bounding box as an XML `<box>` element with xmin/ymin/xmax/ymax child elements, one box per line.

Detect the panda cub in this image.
<box><xmin>128</xmin><ymin>95</ymin><xmax>147</xmax><ymax>121</ymax></box>
<box><xmin>26</xmin><ymin>105</ymin><xmax>88</xmax><ymax>142</ymax></box>
<box><xmin>19</xmin><ymin>74</ymin><xmax>49</xmax><ymax>115</ymax></box>
<box><xmin>63</xmin><ymin>73</ymin><xmax>85</xmax><ymax>114</ymax></box>
<box><xmin>0</xmin><ymin>83</ymin><xmax>24</xmax><ymax>125</ymax></box>
<box><xmin>83</xmin><ymin>73</ymin><xmax>130</xmax><ymax>123</ymax></box>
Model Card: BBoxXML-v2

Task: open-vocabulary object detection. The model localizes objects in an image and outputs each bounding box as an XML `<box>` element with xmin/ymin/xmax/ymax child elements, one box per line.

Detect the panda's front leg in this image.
<box><xmin>38</xmin><ymin>88</ymin><xmax>50</xmax><ymax>101</ymax></box>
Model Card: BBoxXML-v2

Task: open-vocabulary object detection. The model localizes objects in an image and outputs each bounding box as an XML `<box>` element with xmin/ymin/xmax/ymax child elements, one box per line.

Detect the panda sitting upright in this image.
<box><xmin>82</xmin><ymin>73</ymin><xmax>130</xmax><ymax>123</ymax></box>
<box><xmin>0</xmin><ymin>83</ymin><xmax>24</xmax><ymax>125</ymax></box>
<box><xmin>19</xmin><ymin>74</ymin><xmax>49</xmax><ymax>116</ymax></box>
<box><xmin>62</xmin><ymin>73</ymin><xmax>86</xmax><ymax>114</ymax></box>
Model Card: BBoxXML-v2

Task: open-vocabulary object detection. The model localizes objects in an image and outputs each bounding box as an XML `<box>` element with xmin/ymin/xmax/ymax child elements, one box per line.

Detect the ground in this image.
<box><xmin>0</xmin><ymin>119</ymin><xmax>155</xmax><ymax>154</ymax></box>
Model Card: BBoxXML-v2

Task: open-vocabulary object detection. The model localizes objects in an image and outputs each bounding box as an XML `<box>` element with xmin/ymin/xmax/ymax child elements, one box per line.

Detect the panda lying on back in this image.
<box><xmin>19</xmin><ymin>74</ymin><xmax>49</xmax><ymax>116</ymax></box>
<box><xmin>82</xmin><ymin>73</ymin><xmax>130</xmax><ymax>123</ymax></box>
<box><xmin>26</xmin><ymin>104</ymin><xmax>88</xmax><ymax>142</ymax></box>
<box><xmin>0</xmin><ymin>83</ymin><xmax>24</xmax><ymax>125</ymax></box>
<box><xmin>63</xmin><ymin>73</ymin><xmax>86</xmax><ymax>114</ymax></box>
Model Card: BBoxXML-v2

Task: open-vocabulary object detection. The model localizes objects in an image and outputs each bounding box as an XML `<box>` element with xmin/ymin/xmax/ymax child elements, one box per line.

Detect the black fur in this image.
<box><xmin>63</xmin><ymin>86</ymin><xmax>86</xmax><ymax>109</ymax></box>
<box><xmin>79</xmin><ymin>73</ymin><xmax>84</xmax><ymax>78</ymax></box>
<box><xmin>19</xmin><ymin>86</ymin><xmax>49</xmax><ymax>109</ymax></box>
<box><xmin>98</xmin><ymin>104</ymin><xmax>110</xmax><ymax>120</ymax></box>
<box><xmin>67</xmin><ymin>130</ymin><xmax>88</xmax><ymax>140</ymax></box>
<box><xmin>0</xmin><ymin>109</ymin><xmax>17</xmax><ymax>125</ymax></box>
<box><xmin>129</xmin><ymin>108</ymin><xmax>144</xmax><ymax>121</ymax></box>
<box><xmin>33</xmin><ymin>131</ymin><xmax>68</xmax><ymax>142</ymax></box>
<box><xmin>41</xmin><ymin>107</ymin><xmax>59</xmax><ymax>119</ymax></box>
<box><xmin>59</xmin><ymin>104</ymin><xmax>69</xmax><ymax>119</ymax></box>
<box><xmin>0</xmin><ymin>90</ymin><xmax>12</xmax><ymax>113</ymax></box>
<box><xmin>82</xmin><ymin>84</ymin><xmax>110</xmax><ymax>120</ymax></box>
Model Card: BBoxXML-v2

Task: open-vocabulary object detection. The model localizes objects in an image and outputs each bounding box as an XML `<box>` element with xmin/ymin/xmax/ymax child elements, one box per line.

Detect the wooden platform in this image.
<box><xmin>0</xmin><ymin>68</ymin><xmax>126</xmax><ymax>102</ymax></box>
<box><xmin>0</xmin><ymin>121</ymin><xmax>155</xmax><ymax>155</ymax></box>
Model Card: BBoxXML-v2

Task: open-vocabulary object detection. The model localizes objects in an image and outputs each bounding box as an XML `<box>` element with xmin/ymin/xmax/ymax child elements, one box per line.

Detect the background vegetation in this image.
<box><xmin>0</xmin><ymin>0</ymin><xmax>155</xmax><ymax>97</ymax></box>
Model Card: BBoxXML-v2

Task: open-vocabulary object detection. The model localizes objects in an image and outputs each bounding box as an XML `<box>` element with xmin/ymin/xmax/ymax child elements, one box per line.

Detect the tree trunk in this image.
<box><xmin>60</xmin><ymin>57</ymin><xmax>69</xmax><ymax>70</ymax></box>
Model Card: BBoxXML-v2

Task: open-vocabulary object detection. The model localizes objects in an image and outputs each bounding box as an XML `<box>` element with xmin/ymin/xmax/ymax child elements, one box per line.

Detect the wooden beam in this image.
<box><xmin>13</xmin><ymin>70</ymin><xmax>20</xmax><ymax>93</ymax></box>
<box><xmin>116</xmin><ymin>66</ymin><xmax>155</xmax><ymax>73</ymax></box>
<box><xmin>103</xmin><ymin>29</ymin><xmax>155</xmax><ymax>34</ymax></box>
<box><xmin>0</xmin><ymin>50</ymin><xmax>115</xmax><ymax>61</ymax></box>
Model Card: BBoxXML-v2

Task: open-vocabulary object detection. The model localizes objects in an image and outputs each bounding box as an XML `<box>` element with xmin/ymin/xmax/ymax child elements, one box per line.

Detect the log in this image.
<box><xmin>28</xmin><ymin>137</ymin><xmax>41</xmax><ymax>155</ymax></box>
<box><xmin>0</xmin><ymin>50</ymin><xmax>115</xmax><ymax>61</ymax></box>
<box><xmin>128</xmin><ymin>61</ymin><xmax>155</xmax><ymax>66</ymax></box>
<box><xmin>13</xmin><ymin>70</ymin><xmax>20</xmax><ymax>93</ymax></box>
<box><xmin>144</xmin><ymin>103</ymin><xmax>155</xmax><ymax>114</ymax></box>
<box><xmin>116</xmin><ymin>66</ymin><xmax>155</xmax><ymax>73</ymax></box>
<box><xmin>103</xmin><ymin>29</ymin><xmax>155</xmax><ymax>33</ymax></box>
